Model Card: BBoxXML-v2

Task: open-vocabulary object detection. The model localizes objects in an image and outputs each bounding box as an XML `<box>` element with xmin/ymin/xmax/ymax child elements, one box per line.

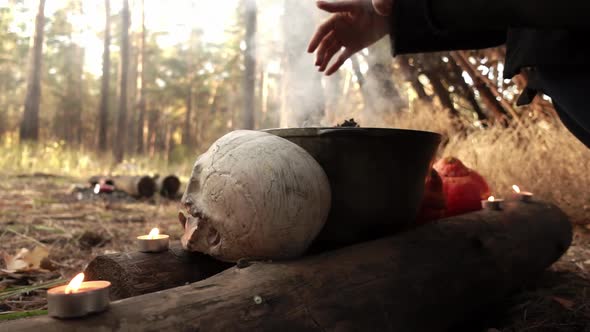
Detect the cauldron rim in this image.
<box><xmin>261</xmin><ymin>127</ymin><xmax>442</xmax><ymax>141</ymax></box>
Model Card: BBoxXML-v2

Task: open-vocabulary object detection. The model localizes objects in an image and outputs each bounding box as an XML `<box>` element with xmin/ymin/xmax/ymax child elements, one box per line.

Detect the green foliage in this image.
<box><xmin>0</xmin><ymin>310</ymin><xmax>48</xmax><ymax>321</ymax></box>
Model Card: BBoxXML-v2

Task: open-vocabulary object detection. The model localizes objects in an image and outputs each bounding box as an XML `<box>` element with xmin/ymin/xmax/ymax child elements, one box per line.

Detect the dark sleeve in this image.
<box><xmin>391</xmin><ymin>0</ymin><xmax>590</xmax><ymax>55</ymax></box>
<box><xmin>391</xmin><ymin>0</ymin><xmax>506</xmax><ymax>55</ymax></box>
<box><xmin>432</xmin><ymin>0</ymin><xmax>590</xmax><ymax>31</ymax></box>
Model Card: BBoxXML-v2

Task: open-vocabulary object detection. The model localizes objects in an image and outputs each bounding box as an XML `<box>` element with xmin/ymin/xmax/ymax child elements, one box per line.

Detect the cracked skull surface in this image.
<box><xmin>179</xmin><ymin>130</ymin><xmax>331</xmax><ymax>262</ymax></box>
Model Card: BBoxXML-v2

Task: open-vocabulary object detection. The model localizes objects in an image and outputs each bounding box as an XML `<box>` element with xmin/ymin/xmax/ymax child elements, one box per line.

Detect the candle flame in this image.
<box><xmin>512</xmin><ymin>185</ymin><xmax>521</xmax><ymax>193</ymax></box>
<box><xmin>65</xmin><ymin>273</ymin><xmax>85</xmax><ymax>294</ymax></box>
<box><xmin>488</xmin><ymin>196</ymin><xmax>495</xmax><ymax>202</ymax></box>
<box><xmin>148</xmin><ymin>228</ymin><xmax>159</xmax><ymax>239</ymax></box>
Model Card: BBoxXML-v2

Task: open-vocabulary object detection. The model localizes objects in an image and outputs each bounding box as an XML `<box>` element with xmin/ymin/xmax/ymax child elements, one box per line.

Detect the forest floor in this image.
<box><xmin>0</xmin><ymin>173</ymin><xmax>590</xmax><ymax>331</ymax></box>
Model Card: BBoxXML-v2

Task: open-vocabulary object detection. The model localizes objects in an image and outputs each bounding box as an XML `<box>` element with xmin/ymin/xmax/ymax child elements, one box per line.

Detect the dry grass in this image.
<box><xmin>388</xmin><ymin>101</ymin><xmax>590</xmax><ymax>224</ymax></box>
<box><xmin>0</xmin><ymin>141</ymin><xmax>195</xmax><ymax>182</ymax></box>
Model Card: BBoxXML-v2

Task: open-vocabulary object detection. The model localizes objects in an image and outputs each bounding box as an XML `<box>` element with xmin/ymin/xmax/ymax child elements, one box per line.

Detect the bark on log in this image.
<box><xmin>84</xmin><ymin>243</ymin><xmax>233</xmax><ymax>300</ymax></box>
<box><xmin>5</xmin><ymin>201</ymin><xmax>572</xmax><ymax>331</ymax></box>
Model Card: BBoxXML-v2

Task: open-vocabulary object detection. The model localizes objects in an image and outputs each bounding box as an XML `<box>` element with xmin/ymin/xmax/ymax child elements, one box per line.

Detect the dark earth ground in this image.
<box><xmin>0</xmin><ymin>174</ymin><xmax>589</xmax><ymax>331</ymax></box>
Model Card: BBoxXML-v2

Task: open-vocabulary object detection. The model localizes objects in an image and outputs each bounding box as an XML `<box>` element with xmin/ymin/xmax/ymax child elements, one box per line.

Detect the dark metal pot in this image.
<box><xmin>262</xmin><ymin>127</ymin><xmax>442</xmax><ymax>249</ymax></box>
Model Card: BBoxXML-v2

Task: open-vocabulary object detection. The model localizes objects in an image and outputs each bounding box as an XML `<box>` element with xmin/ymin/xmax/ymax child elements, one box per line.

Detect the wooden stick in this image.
<box><xmin>4</xmin><ymin>201</ymin><xmax>572</xmax><ymax>331</ymax></box>
<box><xmin>84</xmin><ymin>243</ymin><xmax>232</xmax><ymax>300</ymax></box>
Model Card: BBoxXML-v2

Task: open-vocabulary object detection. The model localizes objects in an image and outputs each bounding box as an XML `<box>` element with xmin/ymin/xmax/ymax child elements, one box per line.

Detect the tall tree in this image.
<box><xmin>183</xmin><ymin>85</ymin><xmax>192</xmax><ymax>146</ymax></box>
<box><xmin>114</xmin><ymin>0</ymin><xmax>130</xmax><ymax>162</ymax></box>
<box><xmin>98</xmin><ymin>0</ymin><xmax>111</xmax><ymax>151</ymax></box>
<box><xmin>19</xmin><ymin>0</ymin><xmax>46</xmax><ymax>142</ymax></box>
<box><xmin>242</xmin><ymin>0</ymin><xmax>256</xmax><ymax>130</ymax></box>
<box><xmin>135</xmin><ymin>0</ymin><xmax>146</xmax><ymax>154</ymax></box>
<box><xmin>396</xmin><ymin>55</ymin><xmax>430</xmax><ymax>101</ymax></box>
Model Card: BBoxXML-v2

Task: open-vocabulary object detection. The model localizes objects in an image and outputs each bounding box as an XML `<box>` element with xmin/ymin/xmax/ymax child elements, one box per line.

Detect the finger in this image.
<box><xmin>372</xmin><ymin>0</ymin><xmax>392</xmax><ymax>16</ymax></box>
<box><xmin>316</xmin><ymin>0</ymin><xmax>364</xmax><ymax>13</ymax></box>
<box><xmin>325</xmin><ymin>48</ymin><xmax>354</xmax><ymax>76</ymax></box>
<box><xmin>307</xmin><ymin>16</ymin><xmax>338</xmax><ymax>53</ymax></box>
<box><xmin>315</xmin><ymin>31</ymin><xmax>337</xmax><ymax>66</ymax></box>
<box><xmin>319</xmin><ymin>42</ymin><xmax>342</xmax><ymax>72</ymax></box>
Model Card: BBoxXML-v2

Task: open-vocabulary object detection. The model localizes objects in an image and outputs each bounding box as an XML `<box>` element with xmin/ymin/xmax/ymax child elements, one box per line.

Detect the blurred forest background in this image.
<box><xmin>1</xmin><ymin>0</ymin><xmax>589</xmax><ymax>221</ymax></box>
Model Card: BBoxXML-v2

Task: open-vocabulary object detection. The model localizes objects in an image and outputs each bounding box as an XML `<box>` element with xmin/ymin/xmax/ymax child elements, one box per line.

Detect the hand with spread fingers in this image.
<box><xmin>307</xmin><ymin>0</ymin><xmax>392</xmax><ymax>76</ymax></box>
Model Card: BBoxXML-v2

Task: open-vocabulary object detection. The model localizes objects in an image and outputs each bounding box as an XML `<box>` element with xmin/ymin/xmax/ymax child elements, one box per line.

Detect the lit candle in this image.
<box><xmin>47</xmin><ymin>272</ymin><xmax>111</xmax><ymax>319</ymax></box>
<box><xmin>137</xmin><ymin>228</ymin><xmax>169</xmax><ymax>253</ymax></box>
<box><xmin>482</xmin><ymin>196</ymin><xmax>504</xmax><ymax>211</ymax></box>
<box><xmin>512</xmin><ymin>185</ymin><xmax>533</xmax><ymax>202</ymax></box>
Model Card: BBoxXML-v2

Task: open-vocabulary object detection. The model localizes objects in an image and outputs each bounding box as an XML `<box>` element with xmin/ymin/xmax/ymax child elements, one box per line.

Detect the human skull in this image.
<box><xmin>179</xmin><ymin>130</ymin><xmax>331</xmax><ymax>262</ymax></box>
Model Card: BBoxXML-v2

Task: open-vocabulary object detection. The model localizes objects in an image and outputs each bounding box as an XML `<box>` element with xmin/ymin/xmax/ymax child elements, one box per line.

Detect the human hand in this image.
<box><xmin>372</xmin><ymin>0</ymin><xmax>393</xmax><ymax>16</ymax></box>
<box><xmin>307</xmin><ymin>0</ymin><xmax>392</xmax><ymax>75</ymax></box>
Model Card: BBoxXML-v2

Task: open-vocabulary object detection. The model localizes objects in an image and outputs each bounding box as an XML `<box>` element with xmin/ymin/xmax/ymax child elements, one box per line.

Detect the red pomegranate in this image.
<box><xmin>434</xmin><ymin>157</ymin><xmax>490</xmax><ymax>217</ymax></box>
<box><xmin>416</xmin><ymin>168</ymin><xmax>446</xmax><ymax>224</ymax></box>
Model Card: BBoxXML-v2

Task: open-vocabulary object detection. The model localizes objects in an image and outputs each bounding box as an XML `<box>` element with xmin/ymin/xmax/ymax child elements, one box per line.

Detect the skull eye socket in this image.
<box><xmin>178</xmin><ymin>211</ymin><xmax>187</xmax><ymax>228</ymax></box>
<box><xmin>208</xmin><ymin>227</ymin><xmax>220</xmax><ymax>246</ymax></box>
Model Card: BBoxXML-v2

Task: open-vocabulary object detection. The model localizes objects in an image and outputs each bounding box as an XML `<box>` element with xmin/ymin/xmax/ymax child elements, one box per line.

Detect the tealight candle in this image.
<box><xmin>512</xmin><ymin>185</ymin><xmax>533</xmax><ymax>202</ymax></box>
<box><xmin>137</xmin><ymin>228</ymin><xmax>169</xmax><ymax>253</ymax></box>
<box><xmin>47</xmin><ymin>273</ymin><xmax>111</xmax><ymax>319</ymax></box>
<box><xmin>482</xmin><ymin>196</ymin><xmax>504</xmax><ymax>210</ymax></box>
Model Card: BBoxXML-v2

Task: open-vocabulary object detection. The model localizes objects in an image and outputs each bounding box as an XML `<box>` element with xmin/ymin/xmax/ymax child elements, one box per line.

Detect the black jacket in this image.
<box><xmin>390</xmin><ymin>0</ymin><xmax>590</xmax><ymax>97</ymax></box>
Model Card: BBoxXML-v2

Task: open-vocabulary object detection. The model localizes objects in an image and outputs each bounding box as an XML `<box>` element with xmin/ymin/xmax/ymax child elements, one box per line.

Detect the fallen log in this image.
<box><xmin>4</xmin><ymin>201</ymin><xmax>572</xmax><ymax>331</ymax></box>
<box><xmin>84</xmin><ymin>243</ymin><xmax>233</xmax><ymax>300</ymax></box>
<box><xmin>88</xmin><ymin>175</ymin><xmax>156</xmax><ymax>198</ymax></box>
<box><xmin>88</xmin><ymin>175</ymin><xmax>114</xmax><ymax>186</ymax></box>
<box><xmin>155</xmin><ymin>174</ymin><xmax>181</xmax><ymax>199</ymax></box>
<box><xmin>111</xmin><ymin>175</ymin><xmax>156</xmax><ymax>198</ymax></box>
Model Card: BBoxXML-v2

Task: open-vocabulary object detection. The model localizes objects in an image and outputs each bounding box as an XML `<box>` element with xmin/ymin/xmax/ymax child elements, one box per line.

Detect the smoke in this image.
<box><xmin>254</xmin><ymin>0</ymin><xmax>406</xmax><ymax>128</ymax></box>
<box><xmin>278</xmin><ymin>0</ymin><xmax>327</xmax><ymax>127</ymax></box>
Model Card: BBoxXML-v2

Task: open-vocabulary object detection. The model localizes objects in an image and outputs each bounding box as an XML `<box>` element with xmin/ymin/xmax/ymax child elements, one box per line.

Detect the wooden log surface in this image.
<box><xmin>84</xmin><ymin>243</ymin><xmax>233</xmax><ymax>300</ymax></box>
<box><xmin>89</xmin><ymin>175</ymin><xmax>177</xmax><ymax>198</ymax></box>
<box><xmin>155</xmin><ymin>175</ymin><xmax>181</xmax><ymax>198</ymax></box>
<box><xmin>111</xmin><ymin>175</ymin><xmax>156</xmax><ymax>198</ymax></box>
<box><xmin>4</xmin><ymin>201</ymin><xmax>572</xmax><ymax>331</ymax></box>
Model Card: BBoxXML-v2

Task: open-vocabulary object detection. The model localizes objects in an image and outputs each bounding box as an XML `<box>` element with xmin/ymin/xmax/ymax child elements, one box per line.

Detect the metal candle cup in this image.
<box><xmin>47</xmin><ymin>280</ymin><xmax>111</xmax><ymax>319</ymax></box>
<box><xmin>512</xmin><ymin>185</ymin><xmax>533</xmax><ymax>202</ymax></box>
<box><xmin>137</xmin><ymin>228</ymin><xmax>169</xmax><ymax>253</ymax></box>
<box><xmin>482</xmin><ymin>196</ymin><xmax>504</xmax><ymax>211</ymax></box>
<box><xmin>513</xmin><ymin>191</ymin><xmax>533</xmax><ymax>202</ymax></box>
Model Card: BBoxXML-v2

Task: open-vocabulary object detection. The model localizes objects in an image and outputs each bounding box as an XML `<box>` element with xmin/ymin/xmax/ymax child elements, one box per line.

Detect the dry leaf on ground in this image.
<box><xmin>1</xmin><ymin>246</ymin><xmax>49</xmax><ymax>273</ymax></box>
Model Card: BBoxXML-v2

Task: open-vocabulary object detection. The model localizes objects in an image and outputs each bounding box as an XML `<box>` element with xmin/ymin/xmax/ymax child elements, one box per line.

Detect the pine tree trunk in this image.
<box><xmin>70</xmin><ymin>45</ymin><xmax>85</xmax><ymax>146</ymax></box>
<box><xmin>397</xmin><ymin>55</ymin><xmax>430</xmax><ymax>101</ymax></box>
<box><xmin>446</xmin><ymin>54</ymin><xmax>487</xmax><ymax>121</ymax></box>
<box><xmin>19</xmin><ymin>0</ymin><xmax>46</xmax><ymax>142</ymax></box>
<box><xmin>127</xmin><ymin>38</ymin><xmax>138</xmax><ymax>154</ymax></box>
<box><xmin>451</xmin><ymin>52</ymin><xmax>509</xmax><ymax>123</ymax></box>
<box><xmin>427</xmin><ymin>68</ymin><xmax>458</xmax><ymax>117</ymax></box>
<box><xmin>98</xmin><ymin>0</ymin><xmax>111</xmax><ymax>151</ymax></box>
<box><xmin>183</xmin><ymin>85</ymin><xmax>192</xmax><ymax>147</ymax></box>
<box><xmin>136</xmin><ymin>0</ymin><xmax>146</xmax><ymax>154</ymax></box>
<box><xmin>147</xmin><ymin>109</ymin><xmax>158</xmax><ymax>157</ymax></box>
<box><xmin>242</xmin><ymin>0</ymin><xmax>257</xmax><ymax>130</ymax></box>
<box><xmin>114</xmin><ymin>0</ymin><xmax>130</xmax><ymax>162</ymax></box>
